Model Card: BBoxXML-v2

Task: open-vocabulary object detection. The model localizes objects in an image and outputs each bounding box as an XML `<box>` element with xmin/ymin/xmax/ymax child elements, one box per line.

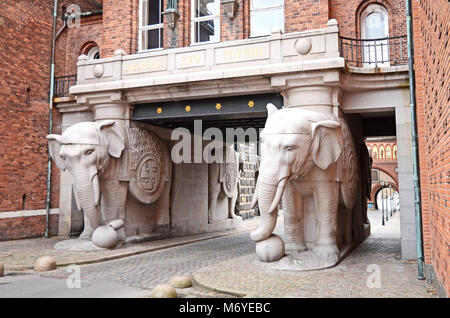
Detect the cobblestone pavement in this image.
<box><xmin>0</xmin><ymin>218</ymin><xmax>260</xmax><ymax>270</ymax></box>
<box><xmin>194</xmin><ymin>210</ymin><xmax>437</xmax><ymax>298</ymax></box>
<box><xmin>1</xmin><ymin>209</ymin><xmax>437</xmax><ymax>298</ymax></box>
<box><xmin>22</xmin><ymin>231</ymin><xmax>256</xmax><ymax>297</ymax></box>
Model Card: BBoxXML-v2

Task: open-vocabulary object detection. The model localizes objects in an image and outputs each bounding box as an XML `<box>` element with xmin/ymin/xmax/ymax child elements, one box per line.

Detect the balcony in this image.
<box><xmin>339</xmin><ymin>35</ymin><xmax>408</xmax><ymax>68</ymax></box>
<box><xmin>54</xmin><ymin>74</ymin><xmax>77</xmax><ymax>97</ymax></box>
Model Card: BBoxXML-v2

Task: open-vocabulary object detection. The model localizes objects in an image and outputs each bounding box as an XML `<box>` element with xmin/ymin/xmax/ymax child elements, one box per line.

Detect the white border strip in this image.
<box><xmin>0</xmin><ymin>208</ymin><xmax>59</xmax><ymax>219</ymax></box>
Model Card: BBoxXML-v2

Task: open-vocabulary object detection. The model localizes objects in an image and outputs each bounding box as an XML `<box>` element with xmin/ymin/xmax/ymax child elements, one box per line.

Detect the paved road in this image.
<box><xmin>0</xmin><ymin>232</ymin><xmax>256</xmax><ymax>297</ymax></box>
<box><xmin>0</xmin><ymin>209</ymin><xmax>395</xmax><ymax>298</ymax></box>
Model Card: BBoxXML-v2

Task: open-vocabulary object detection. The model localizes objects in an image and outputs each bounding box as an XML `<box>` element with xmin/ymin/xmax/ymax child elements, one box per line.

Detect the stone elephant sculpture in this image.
<box><xmin>47</xmin><ymin>120</ymin><xmax>171</xmax><ymax>242</ymax></box>
<box><xmin>208</xmin><ymin>145</ymin><xmax>242</xmax><ymax>223</ymax></box>
<box><xmin>250</xmin><ymin>104</ymin><xmax>358</xmax><ymax>269</ymax></box>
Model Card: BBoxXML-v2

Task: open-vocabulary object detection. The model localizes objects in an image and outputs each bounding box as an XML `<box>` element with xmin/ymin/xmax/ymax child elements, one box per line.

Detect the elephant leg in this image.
<box><xmin>101</xmin><ymin>181</ymin><xmax>128</xmax><ymax>241</ymax></box>
<box><xmin>282</xmin><ymin>184</ymin><xmax>307</xmax><ymax>252</ymax></box>
<box><xmin>208</xmin><ymin>183</ymin><xmax>221</xmax><ymax>224</ymax></box>
<box><xmin>311</xmin><ymin>182</ymin><xmax>339</xmax><ymax>261</ymax></box>
<box><xmin>229</xmin><ymin>183</ymin><xmax>242</xmax><ymax>220</ymax></box>
<box><xmin>79</xmin><ymin>215</ymin><xmax>95</xmax><ymax>240</ymax></box>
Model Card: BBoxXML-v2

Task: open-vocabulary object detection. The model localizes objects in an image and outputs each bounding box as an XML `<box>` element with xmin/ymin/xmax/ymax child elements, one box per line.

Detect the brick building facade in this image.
<box><xmin>0</xmin><ymin>0</ymin><xmax>448</xmax><ymax>297</ymax></box>
<box><xmin>412</xmin><ymin>0</ymin><xmax>449</xmax><ymax>297</ymax></box>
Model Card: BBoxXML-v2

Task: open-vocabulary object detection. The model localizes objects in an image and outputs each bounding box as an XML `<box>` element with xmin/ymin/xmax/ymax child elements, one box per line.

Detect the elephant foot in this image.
<box><xmin>285</xmin><ymin>242</ymin><xmax>308</xmax><ymax>252</ymax></box>
<box><xmin>311</xmin><ymin>243</ymin><xmax>339</xmax><ymax>263</ymax></box>
<box><xmin>78</xmin><ymin>228</ymin><xmax>94</xmax><ymax>240</ymax></box>
<box><xmin>117</xmin><ymin>227</ymin><xmax>126</xmax><ymax>241</ymax></box>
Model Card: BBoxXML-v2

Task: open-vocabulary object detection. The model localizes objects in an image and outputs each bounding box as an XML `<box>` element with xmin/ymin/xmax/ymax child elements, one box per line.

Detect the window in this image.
<box><xmin>191</xmin><ymin>0</ymin><xmax>220</xmax><ymax>44</ymax></box>
<box><xmin>139</xmin><ymin>0</ymin><xmax>164</xmax><ymax>51</ymax></box>
<box><xmin>372</xmin><ymin>146</ymin><xmax>378</xmax><ymax>159</ymax></box>
<box><xmin>361</xmin><ymin>4</ymin><xmax>389</xmax><ymax>66</ymax></box>
<box><xmin>87</xmin><ymin>46</ymin><xmax>100</xmax><ymax>60</ymax></box>
<box><xmin>250</xmin><ymin>0</ymin><xmax>284</xmax><ymax>37</ymax></box>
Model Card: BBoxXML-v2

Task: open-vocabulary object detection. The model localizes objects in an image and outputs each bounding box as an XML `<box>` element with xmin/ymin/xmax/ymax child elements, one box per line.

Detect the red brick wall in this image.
<box><xmin>285</xmin><ymin>0</ymin><xmax>329</xmax><ymax>33</ymax></box>
<box><xmin>0</xmin><ymin>0</ymin><xmax>59</xmax><ymax>212</ymax></box>
<box><xmin>0</xmin><ymin>215</ymin><xmax>59</xmax><ymax>241</ymax></box>
<box><xmin>56</xmin><ymin>14</ymin><xmax>103</xmax><ymax>76</ymax></box>
<box><xmin>105</xmin><ymin>1</ymin><xmax>331</xmax><ymax>53</ymax></box>
<box><xmin>101</xmin><ymin>0</ymin><xmax>136</xmax><ymax>57</ymax></box>
<box><xmin>330</xmin><ymin>0</ymin><xmax>406</xmax><ymax>38</ymax></box>
<box><xmin>412</xmin><ymin>0</ymin><xmax>450</xmax><ymax>296</ymax></box>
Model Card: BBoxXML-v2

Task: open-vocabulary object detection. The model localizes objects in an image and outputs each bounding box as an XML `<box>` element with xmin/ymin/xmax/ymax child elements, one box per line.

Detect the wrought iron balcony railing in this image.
<box><xmin>339</xmin><ymin>35</ymin><xmax>408</xmax><ymax>68</ymax></box>
<box><xmin>54</xmin><ymin>74</ymin><xmax>77</xmax><ymax>97</ymax></box>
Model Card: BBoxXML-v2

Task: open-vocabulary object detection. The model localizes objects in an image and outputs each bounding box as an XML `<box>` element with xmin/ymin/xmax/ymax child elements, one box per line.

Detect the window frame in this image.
<box><xmin>190</xmin><ymin>0</ymin><xmax>221</xmax><ymax>45</ymax></box>
<box><xmin>138</xmin><ymin>0</ymin><xmax>164</xmax><ymax>52</ymax></box>
<box><xmin>87</xmin><ymin>46</ymin><xmax>100</xmax><ymax>60</ymax></box>
<box><xmin>250</xmin><ymin>0</ymin><xmax>284</xmax><ymax>38</ymax></box>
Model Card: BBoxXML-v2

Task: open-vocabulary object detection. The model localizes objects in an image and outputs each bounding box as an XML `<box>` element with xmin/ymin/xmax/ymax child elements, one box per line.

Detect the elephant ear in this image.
<box><xmin>47</xmin><ymin>135</ymin><xmax>66</xmax><ymax>170</ymax></box>
<box><xmin>99</xmin><ymin>120</ymin><xmax>125</xmax><ymax>158</ymax></box>
<box><xmin>311</xmin><ymin>120</ymin><xmax>342</xmax><ymax>170</ymax></box>
<box><xmin>266</xmin><ymin>103</ymin><xmax>278</xmax><ymax>117</ymax></box>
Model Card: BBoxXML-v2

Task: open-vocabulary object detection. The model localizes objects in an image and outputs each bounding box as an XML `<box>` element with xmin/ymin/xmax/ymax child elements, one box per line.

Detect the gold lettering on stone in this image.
<box><xmin>176</xmin><ymin>52</ymin><xmax>205</xmax><ymax>69</ymax></box>
<box><xmin>216</xmin><ymin>44</ymin><xmax>269</xmax><ymax>64</ymax></box>
<box><xmin>123</xmin><ymin>57</ymin><xmax>167</xmax><ymax>74</ymax></box>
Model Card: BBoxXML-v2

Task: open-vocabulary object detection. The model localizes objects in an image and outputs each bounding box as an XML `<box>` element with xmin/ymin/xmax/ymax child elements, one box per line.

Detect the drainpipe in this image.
<box><xmin>44</xmin><ymin>0</ymin><xmax>59</xmax><ymax>238</ymax></box>
<box><xmin>405</xmin><ymin>0</ymin><xmax>425</xmax><ymax>280</ymax></box>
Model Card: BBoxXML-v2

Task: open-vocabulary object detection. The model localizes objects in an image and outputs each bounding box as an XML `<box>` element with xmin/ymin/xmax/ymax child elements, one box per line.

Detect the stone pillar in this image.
<box><xmin>395</xmin><ymin>104</ymin><xmax>417</xmax><ymax>259</ymax></box>
<box><xmin>55</xmin><ymin>102</ymin><xmax>94</xmax><ymax>238</ymax></box>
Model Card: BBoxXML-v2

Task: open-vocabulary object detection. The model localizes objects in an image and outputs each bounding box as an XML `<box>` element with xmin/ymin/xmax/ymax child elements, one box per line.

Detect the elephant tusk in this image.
<box><xmin>268</xmin><ymin>177</ymin><xmax>289</xmax><ymax>214</ymax></box>
<box><xmin>92</xmin><ymin>173</ymin><xmax>100</xmax><ymax>207</ymax></box>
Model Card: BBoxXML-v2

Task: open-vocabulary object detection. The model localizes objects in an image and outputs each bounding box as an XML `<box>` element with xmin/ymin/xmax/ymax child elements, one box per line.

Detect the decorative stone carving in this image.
<box><xmin>92</xmin><ymin>219</ymin><xmax>125</xmax><ymax>248</ymax></box>
<box><xmin>255</xmin><ymin>234</ymin><xmax>285</xmax><ymax>262</ymax></box>
<box><xmin>295</xmin><ymin>38</ymin><xmax>312</xmax><ymax>55</ymax></box>
<box><xmin>127</xmin><ymin>128</ymin><xmax>168</xmax><ymax>204</ymax></box>
<box><xmin>250</xmin><ymin>104</ymin><xmax>358</xmax><ymax>270</ymax></box>
<box><xmin>208</xmin><ymin>145</ymin><xmax>242</xmax><ymax>223</ymax></box>
<box><xmin>47</xmin><ymin>121</ymin><xmax>172</xmax><ymax>248</ymax></box>
<box><xmin>93</xmin><ymin>64</ymin><xmax>104</xmax><ymax>78</ymax></box>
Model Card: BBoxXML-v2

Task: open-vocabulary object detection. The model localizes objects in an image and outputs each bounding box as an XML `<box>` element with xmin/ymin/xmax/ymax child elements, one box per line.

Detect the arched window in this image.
<box><xmin>372</xmin><ymin>146</ymin><xmax>378</xmax><ymax>159</ymax></box>
<box><xmin>361</xmin><ymin>4</ymin><xmax>389</xmax><ymax>67</ymax></box>
<box><xmin>393</xmin><ymin>145</ymin><xmax>398</xmax><ymax>158</ymax></box>
<box><xmin>87</xmin><ymin>46</ymin><xmax>100</xmax><ymax>60</ymax></box>
<box><xmin>386</xmin><ymin>146</ymin><xmax>392</xmax><ymax>159</ymax></box>
<box><xmin>379</xmin><ymin>145</ymin><xmax>385</xmax><ymax>159</ymax></box>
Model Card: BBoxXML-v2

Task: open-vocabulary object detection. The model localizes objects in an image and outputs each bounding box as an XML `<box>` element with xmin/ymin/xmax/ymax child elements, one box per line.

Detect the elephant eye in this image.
<box><xmin>85</xmin><ymin>149</ymin><xmax>94</xmax><ymax>156</ymax></box>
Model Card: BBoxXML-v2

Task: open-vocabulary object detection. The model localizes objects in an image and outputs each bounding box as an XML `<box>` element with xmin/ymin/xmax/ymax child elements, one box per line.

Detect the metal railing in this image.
<box><xmin>339</xmin><ymin>35</ymin><xmax>408</xmax><ymax>68</ymax></box>
<box><xmin>54</xmin><ymin>74</ymin><xmax>76</xmax><ymax>97</ymax></box>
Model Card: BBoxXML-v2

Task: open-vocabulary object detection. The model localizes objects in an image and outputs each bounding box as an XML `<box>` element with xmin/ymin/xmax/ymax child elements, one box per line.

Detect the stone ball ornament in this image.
<box><xmin>255</xmin><ymin>234</ymin><xmax>285</xmax><ymax>262</ymax></box>
<box><xmin>295</xmin><ymin>38</ymin><xmax>312</xmax><ymax>55</ymax></box>
<box><xmin>92</xmin><ymin>219</ymin><xmax>125</xmax><ymax>249</ymax></box>
<box><xmin>150</xmin><ymin>284</ymin><xmax>177</xmax><ymax>298</ymax></box>
<box><xmin>93</xmin><ymin>64</ymin><xmax>104</xmax><ymax>78</ymax></box>
<box><xmin>34</xmin><ymin>256</ymin><xmax>57</xmax><ymax>272</ymax></box>
<box><xmin>170</xmin><ymin>275</ymin><xmax>192</xmax><ymax>288</ymax></box>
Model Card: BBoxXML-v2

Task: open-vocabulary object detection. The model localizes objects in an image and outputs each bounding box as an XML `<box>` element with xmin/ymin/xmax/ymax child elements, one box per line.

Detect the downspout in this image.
<box><xmin>405</xmin><ymin>0</ymin><xmax>425</xmax><ymax>280</ymax></box>
<box><xmin>44</xmin><ymin>0</ymin><xmax>60</xmax><ymax>238</ymax></box>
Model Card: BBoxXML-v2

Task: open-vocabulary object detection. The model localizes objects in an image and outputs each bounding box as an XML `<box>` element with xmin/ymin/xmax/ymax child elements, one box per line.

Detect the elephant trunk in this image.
<box><xmin>250</xmin><ymin>171</ymin><xmax>288</xmax><ymax>242</ymax></box>
<box><xmin>72</xmin><ymin>171</ymin><xmax>102</xmax><ymax>230</ymax></box>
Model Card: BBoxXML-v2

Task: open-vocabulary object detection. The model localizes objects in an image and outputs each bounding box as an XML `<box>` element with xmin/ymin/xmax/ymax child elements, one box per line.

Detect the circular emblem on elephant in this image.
<box><xmin>137</xmin><ymin>155</ymin><xmax>161</xmax><ymax>195</ymax></box>
<box><xmin>223</xmin><ymin>163</ymin><xmax>237</xmax><ymax>197</ymax></box>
